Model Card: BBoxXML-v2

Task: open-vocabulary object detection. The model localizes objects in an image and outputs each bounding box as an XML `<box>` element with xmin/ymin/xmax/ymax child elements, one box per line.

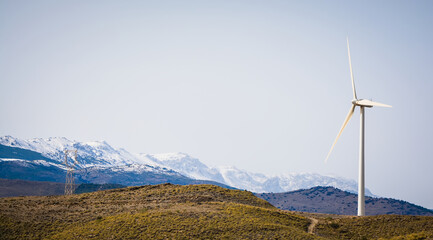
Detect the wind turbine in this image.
<box><xmin>325</xmin><ymin>38</ymin><xmax>391</xmax><ymax>216</ymax></box>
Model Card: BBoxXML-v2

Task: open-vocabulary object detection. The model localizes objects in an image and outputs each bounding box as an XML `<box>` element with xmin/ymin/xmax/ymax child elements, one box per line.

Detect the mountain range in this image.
<box><xmin>0</xmin><ymin>135</ymin><xmax>372</xmax><ymax>195</ymax></box>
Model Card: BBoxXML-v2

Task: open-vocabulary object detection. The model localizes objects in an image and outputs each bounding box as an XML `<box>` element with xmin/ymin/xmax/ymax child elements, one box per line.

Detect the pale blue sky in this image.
<box><xmin>1</xmin><ymin>1</ymin><xmax>432</xmax><ymax>208</ymax></box>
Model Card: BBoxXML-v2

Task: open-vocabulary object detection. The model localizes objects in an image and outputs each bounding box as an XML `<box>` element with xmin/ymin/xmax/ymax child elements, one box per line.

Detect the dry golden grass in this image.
<box><xmin>1</xmin><ymin>183</ymin><xmax>432</xmax><ymax>240</ymax></box>
<box><xmin>0</xmin><ymin>184</ymin><xmax>320</xmax><ymax>239</ymax></box>
<box><xmin>315</xmin><ymin>214</ymin><xmax>433</xmax><ymax>240</ymax></box>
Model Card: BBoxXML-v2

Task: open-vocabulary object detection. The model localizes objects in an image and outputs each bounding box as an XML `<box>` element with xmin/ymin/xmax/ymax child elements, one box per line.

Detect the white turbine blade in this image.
<box><xmin>347</xmin><ymin>37</ymin><xmax>357</xmax><ymax>100</ymax></box>
<box><xmin>325</xmin><ymin>104</ymin><xmax>356</xmax><ymax>163</ymax></box>
<box><xmin>356</xmin><ymin>99</ymin><xmax>392</xmax><ymax>108</ymax></box>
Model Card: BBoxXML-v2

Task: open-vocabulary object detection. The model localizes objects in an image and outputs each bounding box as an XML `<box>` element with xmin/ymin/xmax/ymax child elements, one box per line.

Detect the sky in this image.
<box><xmin>1</xmin><ymin>0</ymin><xmax>432</xmax><ymax>209</ymax></box>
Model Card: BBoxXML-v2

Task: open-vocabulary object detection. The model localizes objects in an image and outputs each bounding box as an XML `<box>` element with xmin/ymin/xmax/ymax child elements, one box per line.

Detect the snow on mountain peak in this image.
<box><xmin>83</xmin><ymin>141</ymin><xmax>107</xmax><ymax>148</ymax></box>
<box><xmin>0</xmin><ymin>136</ymin><xmax>75</xmax><ymax>154</ymax></box>
<box><xmin>145</xmin><ymin>153</ymin><xmax>226</xmax><ymax>183</ymax></box>
<box><xmin>0</xmin><ymin>136</ymin><xmax>136</xmax><ymax>168</ymax></box>
<box><xmin>149</xmin><ymin>152</ymin><xmax>190</xmax><ymax>161</ymax></box>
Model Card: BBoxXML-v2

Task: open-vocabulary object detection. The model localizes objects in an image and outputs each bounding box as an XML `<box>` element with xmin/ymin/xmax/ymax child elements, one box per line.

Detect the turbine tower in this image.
<box><xmin>325</xmin><ymin>38</ymin><xmax>391</xmax><ymax>216</ymax></box>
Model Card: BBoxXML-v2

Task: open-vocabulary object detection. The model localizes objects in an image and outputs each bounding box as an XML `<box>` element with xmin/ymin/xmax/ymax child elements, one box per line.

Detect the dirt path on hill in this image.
<box><xmin>308</xmin><ymin>217</ymin><xmax>319</xmax><ymax>234</ymax></box>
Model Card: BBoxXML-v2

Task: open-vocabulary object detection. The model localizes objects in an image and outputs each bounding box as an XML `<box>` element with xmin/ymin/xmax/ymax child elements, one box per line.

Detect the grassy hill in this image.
<box><xmin>256</xmin><ymin>186</ymin><xmax>433</xmax><ymax>216</ymax></box>
<box><xmin>313</xmin><ymin>214</ymin><xmax>433</xmax><ymax>239</ymax></box>
<box><xmin>0</xmin><ymin>184</ymin><xmax>318</xmax><ymax>239</ymax></box>
<box><xmin>1</xmin><ymin>184</ymin><xmax>432</xmax><ymax>239</ymax></box>
<box><xmin>0</xmin><ymin>178</ymin><xmax>126</xmax><ymax>197</ymax></box>
<box><xmin>0</xmin><ymin>178</ymin><xmax>65</xmax><ymax>197</ymax></box>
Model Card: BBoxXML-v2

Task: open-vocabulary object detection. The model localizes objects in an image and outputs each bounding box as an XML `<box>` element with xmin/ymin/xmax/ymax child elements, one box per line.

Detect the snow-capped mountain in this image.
<box><xmin>0</xmin><ymin>136</ymin><xmax>372</xmax><ymax>195</ymax></box>
<box><xmin>138</xmin><ymin>153</ymin><xmax>226</xmax><ymax>184</ymax></box>
<box><xmin>0</xmin><ymin>136</ymin><xmax>137</xmax><ymax>168</ymax></box>
<box><xmin>0</xmin><ymin>137</ymin><xmax>231</xmax><ymax>188</ymax></box>
<box><xmin>141</xmin><ymin>152</ymin><xmax>373</xmax><ymax>196</ymax></box>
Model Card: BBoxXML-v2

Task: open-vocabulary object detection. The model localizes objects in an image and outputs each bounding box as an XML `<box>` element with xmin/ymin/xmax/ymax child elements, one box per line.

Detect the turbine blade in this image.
<box><xmin>347</xmin><ymin>37</ymin><xmax>357</xmax><ymax>100</ymax></box>
<box><xmin>325</xmin><ymin>104</ymin><xmax>356</xmax><ymax>163</ymax></box>
<box><xmin>356</xmin><ymin>99</ymin><xmax>392</xmax><ymax>108</ymax></box>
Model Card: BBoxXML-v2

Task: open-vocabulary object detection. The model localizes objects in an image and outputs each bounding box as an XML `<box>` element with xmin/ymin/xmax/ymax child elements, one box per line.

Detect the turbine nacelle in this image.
<box><xmin>352</xmin><ymin>99</ymin><xmax>373</xmax><ymax>108</ymax></box>
<box><xmin>352</xmin><ymin>99</ymin><xmax>371</xmax><ymax>108</ymax></box>
<box><xmin>352</xmin><ymin>99</ymin><xmax>392</xmax><ymax>108</ymax></box>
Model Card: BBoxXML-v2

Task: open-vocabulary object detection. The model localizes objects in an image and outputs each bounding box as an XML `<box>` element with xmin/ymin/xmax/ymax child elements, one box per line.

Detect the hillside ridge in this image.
<box><xmin>256</xmin><ymin>186</ymin><xmax>433</xmax><ymax>216</ymax></box>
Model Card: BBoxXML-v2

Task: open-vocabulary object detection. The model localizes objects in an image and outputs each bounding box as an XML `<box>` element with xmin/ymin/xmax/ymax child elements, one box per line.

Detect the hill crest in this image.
<box><xmin>256</xmin><ymin>186</ymin><xmax>433</xmax><ymax>216</ymax></box>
